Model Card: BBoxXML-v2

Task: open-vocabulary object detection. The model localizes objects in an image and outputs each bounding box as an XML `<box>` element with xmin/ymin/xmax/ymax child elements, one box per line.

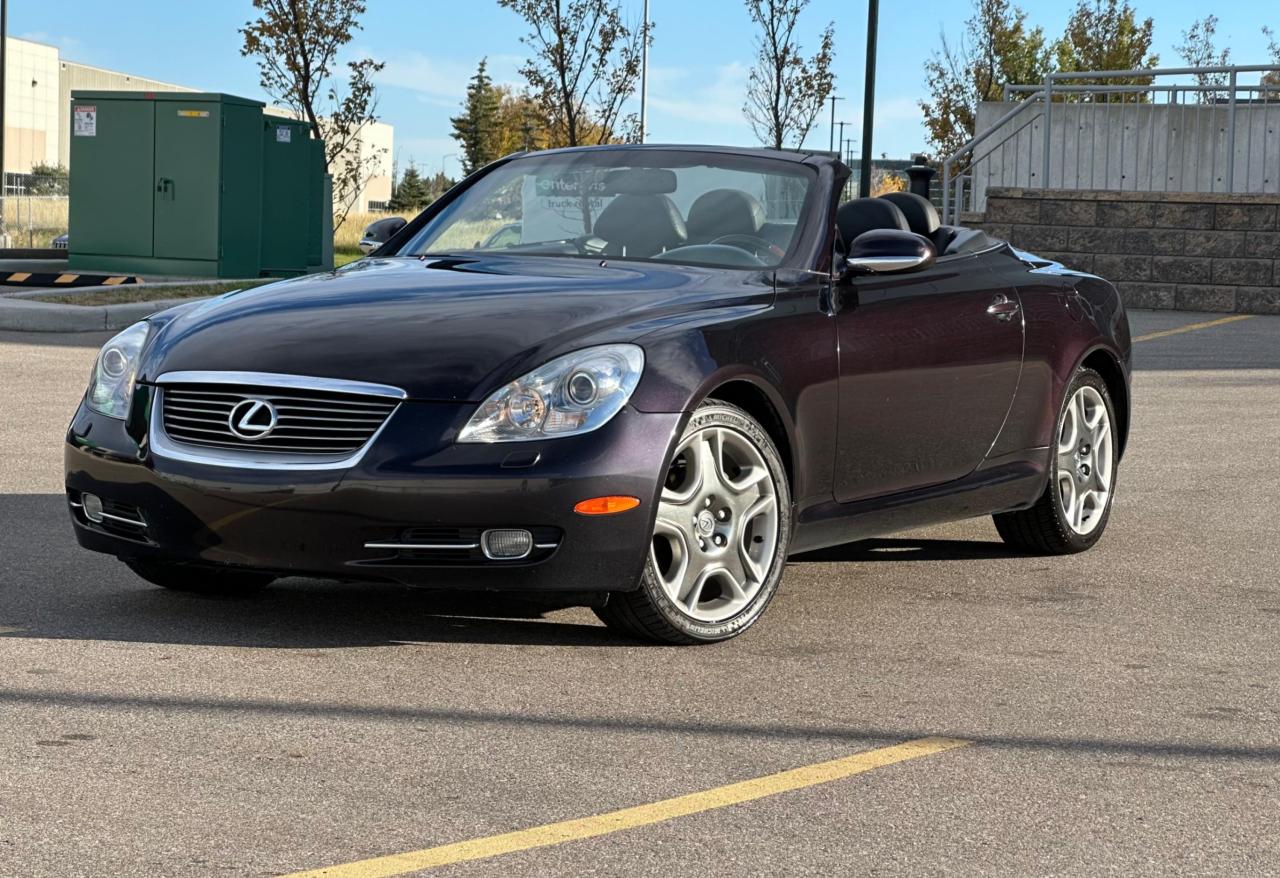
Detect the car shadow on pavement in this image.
<box><xmin>789</xmin><ymin>537</ymin><xmax>1029</xmax><ymax>564</ymax></box>
<box><xmin>0</xmin><ymin>494</ymin><xmax>645</xmax><ymax>649</ymax></box>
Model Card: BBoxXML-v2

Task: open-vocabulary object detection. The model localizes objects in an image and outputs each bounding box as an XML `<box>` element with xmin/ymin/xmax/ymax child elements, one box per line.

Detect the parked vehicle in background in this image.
<box><xmin>53</xmin><ymin>234</ymin><xmax>69</xmax><ymax>250</ymax></box>
<box><xmin>65</xmin><ymin>144</ymin><xmax>1131</xmax><ymax>644</ymax></box>
<box><xmin>358</xmin><ymin>216</ymin><xmax>407</xmax><ymax>255</ymax></box>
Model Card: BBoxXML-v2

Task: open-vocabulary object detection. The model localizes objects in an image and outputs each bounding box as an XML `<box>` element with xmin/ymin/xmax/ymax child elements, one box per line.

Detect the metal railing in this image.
<box><xmin>942</xmin><ymin>64</ymin><xmax>1280</xmax><ymax>224</ymax></box>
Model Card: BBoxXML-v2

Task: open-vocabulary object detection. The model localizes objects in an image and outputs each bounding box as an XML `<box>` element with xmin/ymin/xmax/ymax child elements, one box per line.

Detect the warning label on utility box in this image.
<box><xmin>73</xmin><ymin>105</ymin><xmax>97</xmax><ymax>137</ymax></box>
<box><xmin>276</xmin><ymin>126</ymin><xmax>292</xmax><ymax>143</ymax></box>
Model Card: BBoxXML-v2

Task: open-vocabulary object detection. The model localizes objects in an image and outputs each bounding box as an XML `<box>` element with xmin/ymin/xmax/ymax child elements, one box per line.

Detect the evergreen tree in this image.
<box><xmin>451</xmin><ymin>59</ymin><xmax>503</xmax><ymax>174</ymax></box>
<box><xmin>389</xmin><ymin>163</ymin><xmax>431</xmax><ymax>212</ymax></box>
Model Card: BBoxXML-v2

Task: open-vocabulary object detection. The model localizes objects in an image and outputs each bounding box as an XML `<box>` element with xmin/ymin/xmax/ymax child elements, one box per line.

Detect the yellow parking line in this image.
<box><xmin>1133</xmin><ymin>314</ymin><xmax>1253</xmax><ymax>343</ymax></box>
<box><xmin>281</xmin><ymin>736</ymin><xmax>971</xmax><ymax>878</ymax></box>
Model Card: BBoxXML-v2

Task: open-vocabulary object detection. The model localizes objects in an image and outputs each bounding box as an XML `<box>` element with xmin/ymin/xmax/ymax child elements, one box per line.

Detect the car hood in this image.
<box><xmin>140</xmin><ymin>256</ymin><xmax>772</xmax><ymax>401</ymax></box>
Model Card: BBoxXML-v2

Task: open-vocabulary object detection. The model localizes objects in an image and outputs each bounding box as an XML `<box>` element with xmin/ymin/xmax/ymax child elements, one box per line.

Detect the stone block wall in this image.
<box><xmin>968</xmin><ymin>188</ymin><xmax>1280</xmax><ymax>314</ymax></box>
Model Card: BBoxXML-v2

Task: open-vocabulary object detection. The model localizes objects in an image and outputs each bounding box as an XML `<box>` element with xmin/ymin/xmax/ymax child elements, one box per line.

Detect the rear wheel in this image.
<box><xmin>994</xmin><ymin>367</ymin><xmax>1117</xmax><ymax>554</ymax></box>
<box><xmin>125</xmin><ymin>558</ymin><xmax>275</xmax><ymax>596</ymax></box>
<box><xmin>595</xmin><ymin>401</ymin><xmax>791</xmax><ymax>644</ymax></box>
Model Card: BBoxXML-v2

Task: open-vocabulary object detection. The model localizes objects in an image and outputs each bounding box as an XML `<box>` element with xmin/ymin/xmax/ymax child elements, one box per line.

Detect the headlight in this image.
<box><xmin>458</xmin><ymin>344</ymin><xmax>645</xmax><ymax>443</ymax></box>
<box><xmin>86</xmin><ymin>321</ymin><xmax>150</xmax><ymax>419</ymax></box>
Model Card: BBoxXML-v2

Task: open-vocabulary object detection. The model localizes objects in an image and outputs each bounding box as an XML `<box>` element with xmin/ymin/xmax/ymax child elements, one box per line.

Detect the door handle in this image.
<box><xmin>987</xmin><ymin>294</ymin><xmax>1020</xmax><ymax>322</ymax></box>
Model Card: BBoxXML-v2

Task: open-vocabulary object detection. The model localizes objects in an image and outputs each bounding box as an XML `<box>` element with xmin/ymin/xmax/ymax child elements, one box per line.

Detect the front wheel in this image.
<box><xmin>994</xmin><ymin>366</ymin><xmax>1118</xmax><ymax>554</ymax></box>
<box><xmin>595</xmin><ymin>401</ymin><xmax>792</xmax><ymax>644</ymax></box>
<box><xmin>125</xmin><ymin>558</ymin><xmax>275</xmax><ymax>596</ymax></box>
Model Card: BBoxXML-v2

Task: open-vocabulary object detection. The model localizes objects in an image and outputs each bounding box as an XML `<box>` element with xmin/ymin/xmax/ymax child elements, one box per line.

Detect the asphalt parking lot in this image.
<box><xmin>2</xmin><ymin>309</ymin><xmax>1278</xmax><ymax>877</ymax></box>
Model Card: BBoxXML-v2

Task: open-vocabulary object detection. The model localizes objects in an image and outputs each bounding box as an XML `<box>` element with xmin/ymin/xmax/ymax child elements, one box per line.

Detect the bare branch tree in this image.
<box><xmin>1176</xmin><ymin>16</ymin><xmax>1231</xmax><ymax>103</ymax></box>
<box><xmin>743</xmin><ymin>0</ymin><xmax>835</xmax><ymax>151</ymax></box>
<box><xmin>240</xmin><ymin>0</ymin><xmax>387</xmax><ymax>227</ymax></box>
<box><xmin>499</xmin><ymin>0</ymin><xmax>651</xmax><ymax>147</ymax></box>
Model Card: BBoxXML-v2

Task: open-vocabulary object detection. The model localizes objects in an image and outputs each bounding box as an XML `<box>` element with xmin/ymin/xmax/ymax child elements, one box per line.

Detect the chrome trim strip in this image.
<box><xmin>99</xmin><ymin>510</ymin><xmax>147</xmax><ymax>528</ymax></box>
<box><xmin>153</xmin><ymin>371</ymin><xmax>408</xmax><ymax>400</ymax></box>
<box><xmin>849</xmin><ymin>255</ymin><xmax>931</xmax><ymax>273</ymax></box>
<box><xmin>534</xmin><ymin>542</ymin><xmax>559</xmax><ymax>550</ymax></box>
<box><xmin>150</xmin><ymin>388</ymin><xmax>399</xmax><ymax>471</ymax></box>
<box><xmin>363</xmin><ymin>542</ymin><xmax>481</xmax><ymax>551</ymax></box>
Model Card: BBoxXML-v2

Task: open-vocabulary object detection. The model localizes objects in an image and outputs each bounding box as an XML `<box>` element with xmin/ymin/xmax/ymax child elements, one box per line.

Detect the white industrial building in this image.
<box><xmin>2</xmin><ymin>35</ymin><xmax>393</xmax><ymax>213</ymax></box>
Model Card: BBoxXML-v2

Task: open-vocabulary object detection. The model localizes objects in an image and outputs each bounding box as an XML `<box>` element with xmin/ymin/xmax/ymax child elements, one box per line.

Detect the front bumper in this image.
<box><xmin>65</xmin><ymin>394</ymin><xmax>683</xmax><ymax>591</ymax></box>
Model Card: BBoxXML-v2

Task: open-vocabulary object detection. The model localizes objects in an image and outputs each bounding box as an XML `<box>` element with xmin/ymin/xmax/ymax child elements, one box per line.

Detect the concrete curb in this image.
<box><xmin>0</xmin><ymin>296</ymin><xmax>205</xmax><ymax>332</ymax></box>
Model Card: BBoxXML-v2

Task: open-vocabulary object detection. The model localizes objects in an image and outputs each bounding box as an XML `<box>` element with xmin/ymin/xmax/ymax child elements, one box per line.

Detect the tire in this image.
<box><xmin>595</xmin><ymin>401</ymin><xmax>792</xmax><ymax>644</ymax></box>
<box><xmin>994</xmin><ymin>367</ymin><xmax>1118</xmax><ymax>555</ymax></box>
<box><xmin>125</xmin><ymin>558</ymin><xmax>275</xmax><ymax>596</ymax></box>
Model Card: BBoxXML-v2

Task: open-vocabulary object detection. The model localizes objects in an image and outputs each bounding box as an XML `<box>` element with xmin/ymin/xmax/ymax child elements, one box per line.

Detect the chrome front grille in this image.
<box><xmin>158</xmin><ymin>381</ymin><xmax>400</xmax><ymax>456</ymax></box>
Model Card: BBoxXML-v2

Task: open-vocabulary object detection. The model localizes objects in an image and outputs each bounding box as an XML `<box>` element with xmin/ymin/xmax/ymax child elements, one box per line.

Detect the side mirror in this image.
<box><xmin>842</xmin><ymin>229</ymin><xmax>936</xmax><ymax>279</ymax></box>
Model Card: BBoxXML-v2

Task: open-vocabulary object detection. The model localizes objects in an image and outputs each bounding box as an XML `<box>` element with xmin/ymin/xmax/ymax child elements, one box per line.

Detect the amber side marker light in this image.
<box><xmin>574</xmin><ymin>496</ymin><xmax>641</xmax><ymax>516</ymax></box>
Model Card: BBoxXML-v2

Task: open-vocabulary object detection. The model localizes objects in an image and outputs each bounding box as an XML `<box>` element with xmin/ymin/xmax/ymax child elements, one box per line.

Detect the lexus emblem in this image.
<box><xmin>228</xmin><ymin>398</ymin><xmax>279</xmax><ymax>440</ymax></box>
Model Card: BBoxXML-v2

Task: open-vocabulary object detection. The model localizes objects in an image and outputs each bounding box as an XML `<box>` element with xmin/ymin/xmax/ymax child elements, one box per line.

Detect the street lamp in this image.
<box><xmin>441</xmin><ymin>153</ymin><xmax>458</xmax><ymax>179</ymax></box>
<box><xmin>858</xmin><ymin>0</ymin><xmax>879</xmax><ymax>198</ymax></box>
<box><xmin>828</xmin><ymin>95</ymin><xmax>845</xmax><ymax>154</ymax></box>
<box><xmin>639</xmin><ymin>0</ymin><xmax>650</xmax><ymax>143</ymax></box>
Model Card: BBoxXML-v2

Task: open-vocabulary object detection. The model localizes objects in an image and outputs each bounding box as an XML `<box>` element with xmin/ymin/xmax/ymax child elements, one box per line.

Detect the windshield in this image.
<box><xmin>401</xmin><ymin>149</ymin><xmax>814</xmax><ymax>270</ymax></box>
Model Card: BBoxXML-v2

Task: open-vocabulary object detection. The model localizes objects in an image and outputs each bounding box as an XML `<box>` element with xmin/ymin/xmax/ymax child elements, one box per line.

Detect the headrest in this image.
<box><xmin>593</xmin><ymin>194</ymin><xmax>688</xmax><ymax>256</ymax></box>
<box><xmin>686</xmin><ymin>189</ymin><xmax>767</xmax><ymax>241</ymax></box>
<box><xmin>836</xmin><ymin>197</ymin><xmax>910</xmax><ymax>247</ymax></box>
<box><xmin>879</xmin><ymin>192</ymin><xmax>940</xmax><ymax>236</ymax></box>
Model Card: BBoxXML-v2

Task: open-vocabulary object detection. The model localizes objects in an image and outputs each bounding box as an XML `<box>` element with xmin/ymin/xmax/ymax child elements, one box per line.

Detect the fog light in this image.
<box><xmin>481</xmin><ymin>529</ymin><xmax>534</xmax><ymax>560</ymax></box>
<box><xmin>81</xmin><ymin>493</ymin><xmax>105</xmax><ymax>523</ymax></box>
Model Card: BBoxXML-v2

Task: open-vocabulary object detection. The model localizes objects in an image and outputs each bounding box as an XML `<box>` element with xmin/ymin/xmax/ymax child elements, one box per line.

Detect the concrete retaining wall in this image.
<box><xmin>969</xmin><ymin>188</ymin><xmax>1280</xmax><ymax>314</ymax></box>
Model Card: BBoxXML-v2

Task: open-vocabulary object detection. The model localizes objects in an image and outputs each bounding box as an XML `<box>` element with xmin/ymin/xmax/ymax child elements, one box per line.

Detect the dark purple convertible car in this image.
<box><xmin>66</xmin><ymin>145</ymin><xmax>1130</xmax><ymax>643</ymax></box>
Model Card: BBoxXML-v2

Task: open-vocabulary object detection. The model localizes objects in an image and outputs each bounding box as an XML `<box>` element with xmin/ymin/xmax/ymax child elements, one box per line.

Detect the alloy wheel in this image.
<box><xmin>650</xmin><ymin>425</ymin><xmax>780</xmax><ymax>623</ymax></box>
<box><xmin>1056</xmin><ymin>385</ymin><xmax>1113</xmax><ymax>536</ymax></box>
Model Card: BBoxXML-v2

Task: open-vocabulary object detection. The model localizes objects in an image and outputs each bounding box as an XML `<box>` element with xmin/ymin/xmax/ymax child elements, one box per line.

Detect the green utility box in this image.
<box><xmin>260</xmin><ymin>116</ymin><xmax>313</xmax><ymax>275</ymax></box>
<box><xmin>69</xmin><ymin>92</ymin><xmax>266</xmax><ymax>279</ymax></box>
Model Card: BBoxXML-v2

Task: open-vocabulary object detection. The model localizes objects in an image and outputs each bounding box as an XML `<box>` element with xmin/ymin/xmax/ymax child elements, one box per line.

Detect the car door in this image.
<box><xmin>833</xmin><ymin>251</ymin><xmax>1024</xmax><ymax>503</ymax></box>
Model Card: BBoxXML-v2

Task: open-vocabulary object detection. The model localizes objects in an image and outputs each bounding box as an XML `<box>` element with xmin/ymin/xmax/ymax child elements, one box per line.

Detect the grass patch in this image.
<box><xmin>37</xmin><ymin>280</ymin><xmax>273</xmax><ymax>307</ymax></box>
<box><xmin>334</xmin><ymin>248</ymin><xmax>364</xmax><ymax>268</ymax></box>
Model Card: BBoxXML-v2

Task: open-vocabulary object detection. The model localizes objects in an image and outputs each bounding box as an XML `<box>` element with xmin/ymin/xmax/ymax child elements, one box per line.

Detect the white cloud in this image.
<box><xmin>647</xmin><ymin>62</ymin><xmax>749</xmax><ymax>127</ymax></box>
<box><xmin>371</xmin><ymin>51</ymin><xmax>526</xmax><ymax>101</ymax></box>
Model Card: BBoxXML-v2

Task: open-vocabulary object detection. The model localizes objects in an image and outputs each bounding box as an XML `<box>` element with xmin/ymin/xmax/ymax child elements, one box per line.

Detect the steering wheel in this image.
<box><xmin>709</xmin><ymin>234</ymin><xmax>786</xmax><ymax>261</ymax></box>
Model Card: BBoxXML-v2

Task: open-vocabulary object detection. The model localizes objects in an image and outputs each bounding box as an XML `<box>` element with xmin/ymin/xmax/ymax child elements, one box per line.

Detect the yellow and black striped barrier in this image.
<box><xmin>2</xmin><ymin>271</ymin><xmax>143</xmax><ymax>287</ymax></box>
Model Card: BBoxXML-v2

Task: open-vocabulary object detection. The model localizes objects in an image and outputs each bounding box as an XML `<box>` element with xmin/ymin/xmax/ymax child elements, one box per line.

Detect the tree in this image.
<box><xmin>1175</xmin><ymin>16</ymin><xmax>1230</xmax><ymax>102</ymax></box>
<box><xmin>1054</xmin><ymin>0</ymin><xmax>1157</xmax><ymax>90</ymax></box>
<box><xmin>742</xmin><ymin>0</ymin><xmax>835</xmax><ymax>150</ymax></box>
<box><xmin>499</xmin><ymin>0</ymin><xmax>650</xmax><ymax>147</ymax></box>
<box><xmin>1264</xmin><ymin>27</ymin><xmax>1280</xmax><ymax>92</ymax></box>
<box><xmin>389</xmin><ymin>163</ymin><xmax>431</xmax><ymax>213</ymax></box>
<box><xmin>240</xmin><ymin>0</ymin><xmax>387</xmax><ymax>227</ymax></box>
<box><xmin>28</xmin><ymin>163</ymin><xmax>69</xmax><ymax>196</ymax></box>
<box><xmin>919</xmin><ymin>0</ymin><xmax>1052</xmax><ymax>160</ymax></box>
<box><xmin>495</xmin><ymin>88</ymin><xmax>550</xmax><ymax>154</ymax></box>
<box><xmin>451</xmin><ymin>59</ymin><xmax>504</xmax><ymax>174</ymax></box>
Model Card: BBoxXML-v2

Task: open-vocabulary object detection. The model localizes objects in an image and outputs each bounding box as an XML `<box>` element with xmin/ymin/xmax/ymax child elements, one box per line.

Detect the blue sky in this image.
<box><xmin>14</xmin><ymin>1</ymin><xmax>1278</xmax><ymax>178</ymax></box>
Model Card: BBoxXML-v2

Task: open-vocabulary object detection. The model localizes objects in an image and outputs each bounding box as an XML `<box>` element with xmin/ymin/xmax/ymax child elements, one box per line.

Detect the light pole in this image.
<box><xmin>828</xmin><ymin>95</ymin><xmax>844</xmax><ymax>154</ymax></box>
<box><xmin>639</xmin><ymin>0</ymin><xmax>650</xmax><ymax>143</ymax></box>
<box><xmin>844</xmin><ymin>138</ymin><xmax>856</xmax><ymax>200</ymax></box>
<box><xmin>858</xmin><ymin>0</ymin><xmax>879</xmax><ymax>198</ymax></box>
<box><xmin>1</xmin><ymin>0</ymin><xmax>8</xmax><ymax>244</ymax></box>
<box><xmin>441</xmin><ymin>153</ymin><xmax>458</xmax><ymax>180</ymax></box>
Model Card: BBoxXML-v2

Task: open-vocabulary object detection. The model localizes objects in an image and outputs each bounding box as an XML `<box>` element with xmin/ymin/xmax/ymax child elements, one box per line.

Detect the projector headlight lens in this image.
<box><xmin>87</xmin><ymin>321</ymin><xmax>150</xmax><ymax>420</ymax></box>
<box><xmin>458</xmin><ymin>344</ymin><xmax>644</xmax><ymax>443</ymax></box>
